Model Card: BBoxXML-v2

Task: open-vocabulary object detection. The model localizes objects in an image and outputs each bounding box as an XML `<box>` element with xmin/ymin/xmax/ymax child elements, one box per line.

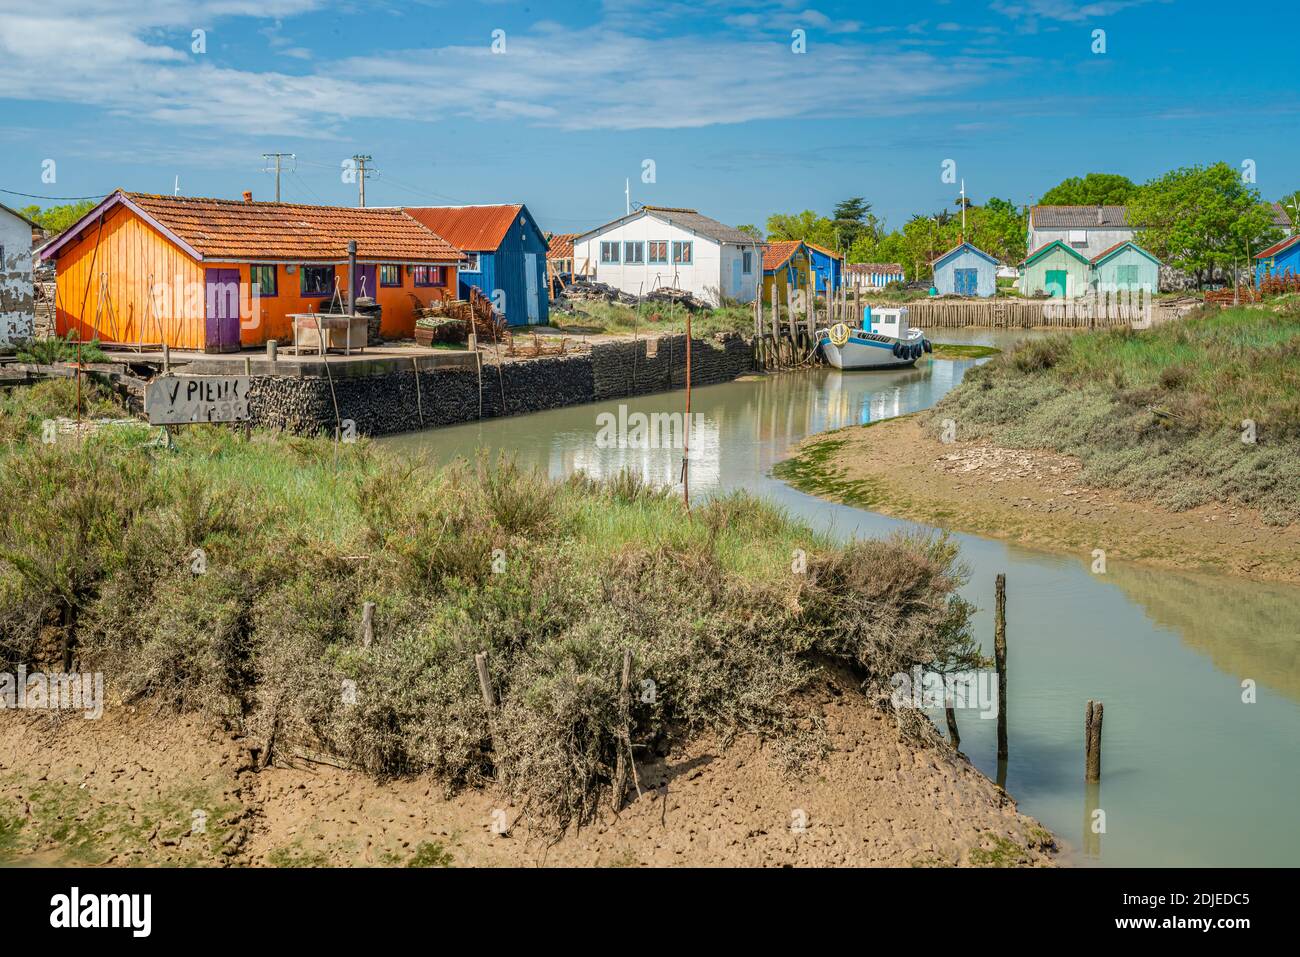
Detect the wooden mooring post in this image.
<box><xmin>1085</xmin><ymin>699</ymin><xmax>1104</xmax><ymax>783</ymax></box>
<box><xmin>474</xmin><ymin>651</ymin><xmax>502</xmax><ymax>778</ymax></box>
<box><xmin>360</xmin><ymin>601</ymin><xmax>375</xmax><ymax>648</ymax></box>
<box><xmin>994</xmin><ymin>573</ymin><xmax>1008</xmax><ymax>763</ymax></box>
<box><xmin>613</xmin><ymin>649</ymin><xmax>634</xmax><ymax>811</ymax></box>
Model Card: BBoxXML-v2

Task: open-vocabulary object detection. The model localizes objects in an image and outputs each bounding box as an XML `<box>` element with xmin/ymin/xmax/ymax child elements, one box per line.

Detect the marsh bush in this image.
<box><xmin>0</xmin><ymin>386</ymin><xmax>977</xmax><ymax>837</ymax></box>
<box><xmin>930</xmin><ymin>307</ymin><xmax>1300</xmax><ymax>523</ymax></box>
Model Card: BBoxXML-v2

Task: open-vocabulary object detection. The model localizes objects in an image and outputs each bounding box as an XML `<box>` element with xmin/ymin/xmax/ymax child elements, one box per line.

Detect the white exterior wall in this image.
<box><xmin>574</xmin><ymin>214</ymin><xmax>760</xmax><ymax>305</ymax></box>
<box><xmin>1</xmin><ymin>211</ymin><xmax>35</xmax><ymax>346</ymax></box>
<box><xmin>1027</xmin><ymin>225</ymin><xmax>1136</xmax><ymax>260</ymax></box>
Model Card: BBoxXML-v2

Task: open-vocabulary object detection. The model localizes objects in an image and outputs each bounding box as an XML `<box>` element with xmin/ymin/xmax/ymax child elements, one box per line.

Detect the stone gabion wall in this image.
<box><xmin>590</xmin><ymin>332</ymin><xmax>753</xmax><ymax>399</ymax></box>
<box><xmin>245</xmin><ymin>334</ymin><xmax>753</xmax><ymax>437</ymax></box>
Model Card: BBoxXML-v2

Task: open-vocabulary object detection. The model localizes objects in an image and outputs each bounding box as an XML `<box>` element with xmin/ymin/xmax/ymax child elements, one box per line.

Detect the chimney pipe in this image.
<box><xmin>1097</xmin><ymin>205</ymin><xmax>1103</xmax><ymax>226</ymax></box>
<box><xmin>347</xmin><ymin>240</ymin><xmax>357</xmax><ymax>315</ymax></box>
<box><xmin>243</xmin><ymin>190</ymin><xmax>253</xmax><ymax>203</ymax></box>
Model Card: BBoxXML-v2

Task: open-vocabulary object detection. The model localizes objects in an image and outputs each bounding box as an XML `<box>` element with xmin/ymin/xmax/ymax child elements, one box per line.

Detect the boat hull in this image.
<box><xmin>819</xmin><ymin>335</ymin><xmax>919</xmax><ymax>370</ymax></box>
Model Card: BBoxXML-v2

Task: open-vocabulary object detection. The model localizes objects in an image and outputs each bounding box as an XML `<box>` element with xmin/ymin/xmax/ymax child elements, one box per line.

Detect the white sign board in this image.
<box><xmin>146</xmin><ymin>375</ymin><xmax>251</xmax><ymax>424</ymax></box>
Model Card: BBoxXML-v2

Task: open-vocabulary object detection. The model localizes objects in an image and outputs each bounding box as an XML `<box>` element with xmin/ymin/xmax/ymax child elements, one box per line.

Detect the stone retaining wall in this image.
<box><xmin>246</xmin><ymin>333</ymin><xmax>752</xmax><ymax>437</ymax></box>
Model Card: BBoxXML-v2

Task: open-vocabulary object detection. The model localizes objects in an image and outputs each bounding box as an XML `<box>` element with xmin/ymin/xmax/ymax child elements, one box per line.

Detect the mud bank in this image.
<box><xmin>777</xmin><ymin>415</ymin><xmax>1300</xmax><ymax>583</ymax></box>
<box><xmin>0</xmin><ymin>671</ymin><xmax>1055</xmax><ymax>868</ymax></box>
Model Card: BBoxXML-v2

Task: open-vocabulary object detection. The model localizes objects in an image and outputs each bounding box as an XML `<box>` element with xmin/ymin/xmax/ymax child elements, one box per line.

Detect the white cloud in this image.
<box><xmin>0</xmin><ymin>0</ymin><xmax>1015</xmax><ymax>135</ymax></box>
<box><xmin>990</xmin><ymin>0</ymin><xmax>1168</xmax><ymax>21</ymax></box>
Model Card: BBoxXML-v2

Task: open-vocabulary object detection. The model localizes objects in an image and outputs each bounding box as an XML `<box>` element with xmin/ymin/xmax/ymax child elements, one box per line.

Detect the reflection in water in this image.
<box><xmin>1106</xmin><ymin>562</ymin><xmax>1300</xmax><ymax>705</ymax></box>
<box><xmin>380</xmin><ymin>328</ymin><xmax>1300</xmax><ymax>867</ymax></box>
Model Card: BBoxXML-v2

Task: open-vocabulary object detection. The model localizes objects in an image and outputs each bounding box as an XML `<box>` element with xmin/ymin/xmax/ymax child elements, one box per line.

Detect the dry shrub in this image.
<box><xmin>0</xmin><ymin>413</ymin><xmax>978</xmax><ymax>840</ymax></box>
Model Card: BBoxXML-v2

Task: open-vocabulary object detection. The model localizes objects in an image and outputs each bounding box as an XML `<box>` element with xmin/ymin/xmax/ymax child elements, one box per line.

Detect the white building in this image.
<box><xmin>1</xmin><ymin>203</ymin><xmax>37</xmax><ymax>346</ymax></box>
<box><xmin>1027</xmin><ymin>206</ymin><xmax>1138</xmax><ymax>260</ymax></box>
<box><xmin>572</xmin><ymin>206</ymin><xmax>764</xmax><ymax>305</ymax></box>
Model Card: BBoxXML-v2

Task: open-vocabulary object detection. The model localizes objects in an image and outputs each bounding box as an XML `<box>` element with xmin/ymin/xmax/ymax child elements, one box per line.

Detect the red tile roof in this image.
<box><xmin>846</xmin><ymin>262</ymin><xmax>904</xmax><ymax>275</ymax></box>
<box><xmin>402</xmin><ymin>205</ymin><xmax>525</xmax><ymax>252</ymax></box>
<box><xmin>1255</xmin><ymin>234</ymin><xmax>1300</xmax><ymax>259</ymax></box>
<box><xmin>763</xmin><ymin>240</ymin><xmax>805</xmax><ymax>271</ymax></box>
<box><xmin>547</xmin><ymin>232</ymin><xmax>577</xmax><ymax>260</ymax></box>
<box><xmin>108</xmin><ymin>191</ymin><xmax>462</xmax><ymax>263</ymax></box>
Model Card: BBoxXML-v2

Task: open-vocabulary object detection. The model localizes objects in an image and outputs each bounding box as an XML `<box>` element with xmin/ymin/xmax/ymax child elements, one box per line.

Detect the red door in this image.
<box><xmin>204</xmin><ymin>268</ymin><xmax>241</xmax><ymax>353</ymax></box>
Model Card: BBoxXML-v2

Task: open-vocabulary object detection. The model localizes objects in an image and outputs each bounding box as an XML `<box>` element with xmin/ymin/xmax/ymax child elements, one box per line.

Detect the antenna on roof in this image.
<box><xmin>625</xmin><ymin>178</ymin><xmax>630</xmax><ymax>216</ymax></box>
<box><xmin>173</xmin><ymin>176</ymin><xmax>180</xmax><ymax>196</ymax></box>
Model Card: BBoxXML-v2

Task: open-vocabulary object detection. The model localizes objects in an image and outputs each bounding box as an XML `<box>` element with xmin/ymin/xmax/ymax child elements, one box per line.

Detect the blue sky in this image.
<box><xmin>1</xmin><ymin>0</ymin><xmax>1295</xmax><ymax>234</ymax></box>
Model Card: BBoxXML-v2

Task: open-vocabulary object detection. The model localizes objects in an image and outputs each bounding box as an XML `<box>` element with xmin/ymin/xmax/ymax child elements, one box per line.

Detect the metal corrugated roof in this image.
<box><xmin>1256</xmin><ymin>234</ymin><xmax>1300</xmax><ymax>259</ymax></box>
<box><xmin>932</xmin><ymin>242</ymin><xmax>999</xmax><ymax>267</ymax></box>
<box><xmin>805</xmin><ymin>241</ymin><xmax>844</xmax><ymax>261</ymax></box>
<box><xmin>402</xmin><ymin>205</ymin><xmax>525</xmax><ymax>252</ymax></box>
<box><xmin>1090</xmin><ymin>240</ymin><xmax>1160</xmax><ymax>265</ymax></box>
<box><xmin>577</xmin><ymin>206</ymin><xmax>759</xmax><ymax>246</ymax></box>
<box><xmin>1030</xmin><ymin>205</ymin><xmax>1131</xmax><ymax>229</ymax></box>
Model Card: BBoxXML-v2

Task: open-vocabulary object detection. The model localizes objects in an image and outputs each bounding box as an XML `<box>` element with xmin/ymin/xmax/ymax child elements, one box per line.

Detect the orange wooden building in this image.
<box><xmin>40</xmin><ymin>190</ymin><xmax>466</xmax><ymax>351</ymax></box>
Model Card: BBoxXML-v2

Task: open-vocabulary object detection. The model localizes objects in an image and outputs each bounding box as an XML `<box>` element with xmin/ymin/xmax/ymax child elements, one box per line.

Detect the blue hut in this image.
<box><xmin>404</xmin><ymin>204</ymin><xmax>550</xmax><ymax>325</ymax></box>
<box><xmin>1255</xmin><ymin>235</ymin><xmax>1300</xmax><ymax>286</ymax></box>
<box><xmin>806</xmin><ymin>243</ymin><xmax>843</xmax><ymax>296</ymax></box>
<box><xmin>931</xmin><ymin>242</ymin><xmax>999</xmax><ymax>297</ymax></box>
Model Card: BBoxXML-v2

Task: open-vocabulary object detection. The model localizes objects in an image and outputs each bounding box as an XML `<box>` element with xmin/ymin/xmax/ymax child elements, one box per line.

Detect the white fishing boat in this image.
<box><xmin>817</xmin><ymin>306</ymin><xmax>931</xmax><ymax>370</ymax></box>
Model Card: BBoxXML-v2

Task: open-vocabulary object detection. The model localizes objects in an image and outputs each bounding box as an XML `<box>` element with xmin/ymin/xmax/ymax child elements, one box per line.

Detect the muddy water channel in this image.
<box><xmin>384</xmin><ymin>329</ymin><xmax>1300</xmax><ymax>866</ymax></box>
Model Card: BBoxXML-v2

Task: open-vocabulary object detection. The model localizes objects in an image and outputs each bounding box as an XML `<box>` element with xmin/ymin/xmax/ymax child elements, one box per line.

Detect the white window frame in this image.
<box><xmin>461</xmin><ymin>252</ymin><xmax>481</xmax><ymax>273</ymax></box>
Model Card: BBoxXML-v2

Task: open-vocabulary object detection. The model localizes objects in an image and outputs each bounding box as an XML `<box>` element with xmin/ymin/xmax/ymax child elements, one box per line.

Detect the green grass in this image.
<box><xmin>406</xmin><ymin>841</ymin><xmax>455</xmax><ymax>867</ymax></box>
<box><xmin>549</xmin><ymin>301</ymin><xmax>758</xmax><ymax>337</ymax></box>
<box><xmin>929</xmin><ymin>303</ymin><xmax>1300</xmax><ymax>523</ymax></box>
<box><xmin>0</xmin><ymin>381</ymin><xmax>980</xmax><ymax>840</ymax></box>
<box><xmin>928</xmin><ymin>344</ymin><xmax>1002</xmax><ymax>360</ymax></box>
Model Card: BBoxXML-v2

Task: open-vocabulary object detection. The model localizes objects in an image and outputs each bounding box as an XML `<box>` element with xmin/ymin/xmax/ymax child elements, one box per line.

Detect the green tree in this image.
<box><xmin>831</xmin><ymin>197</ymin><xmax>876</xmax><ymax>251</ymax></box>
<box><xmin>1128</xmin><ymin>163</ymin><xmax>1281</xmax><ymax>287</ymax></box>
<box><xmin>1039</xmin><ymin>173</ymin><xmax>1138</xmax><ymax>206</ymax></box>
<box><xmin>18</xmin><ymin>199</ymin><xmax>97</xmax><ymax>235</ymax></box>
<box><xmin>764</xmin><ymin>209</ymin><xmax>838</xmax><ymax>250</ymax></box>
<box><xmin>965</xmin><ymin>198</ymin><xmax>1027</xmax><ymax>264</ymax></box>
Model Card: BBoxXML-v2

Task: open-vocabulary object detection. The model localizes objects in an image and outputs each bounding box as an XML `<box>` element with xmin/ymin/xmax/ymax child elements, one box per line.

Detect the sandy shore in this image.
<box><xmin>0</xmin><ymin>668</ymin><xmax>1055</xmax><ymax>868</ymax></box>
<box><xmin>779</xmin><ymin>415</ymin><xmax>1300</xmax><ymax>584</ymax></box>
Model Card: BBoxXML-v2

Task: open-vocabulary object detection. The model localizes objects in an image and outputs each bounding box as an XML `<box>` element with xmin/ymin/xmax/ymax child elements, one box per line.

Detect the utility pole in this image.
<box><xmin>352</xmin><ymin>154</ymin><xmax>374</xmax><ymax>207</ymax></box>
<box><xmin>262</xmin><ymin>152</ymin><xmax>295</xmax><ymax>203</ymax></box>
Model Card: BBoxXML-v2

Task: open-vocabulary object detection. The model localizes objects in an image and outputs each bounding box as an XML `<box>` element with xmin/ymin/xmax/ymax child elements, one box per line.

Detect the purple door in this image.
<box><xmin>354</xmin><ymin>265</ymin><xmax>378</xmax><ymax>302</ymax></box>
<box><xmin>204</xmin><ymin>268</ymin><xmax>241</xmax><ymax>354</ymax></box>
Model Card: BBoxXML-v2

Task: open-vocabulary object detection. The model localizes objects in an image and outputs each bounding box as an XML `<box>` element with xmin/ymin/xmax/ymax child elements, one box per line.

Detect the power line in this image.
<box><xmin>1</xmin><ymin>187</ymin><xmax>108</xmax><ymax>201</ymax></box>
